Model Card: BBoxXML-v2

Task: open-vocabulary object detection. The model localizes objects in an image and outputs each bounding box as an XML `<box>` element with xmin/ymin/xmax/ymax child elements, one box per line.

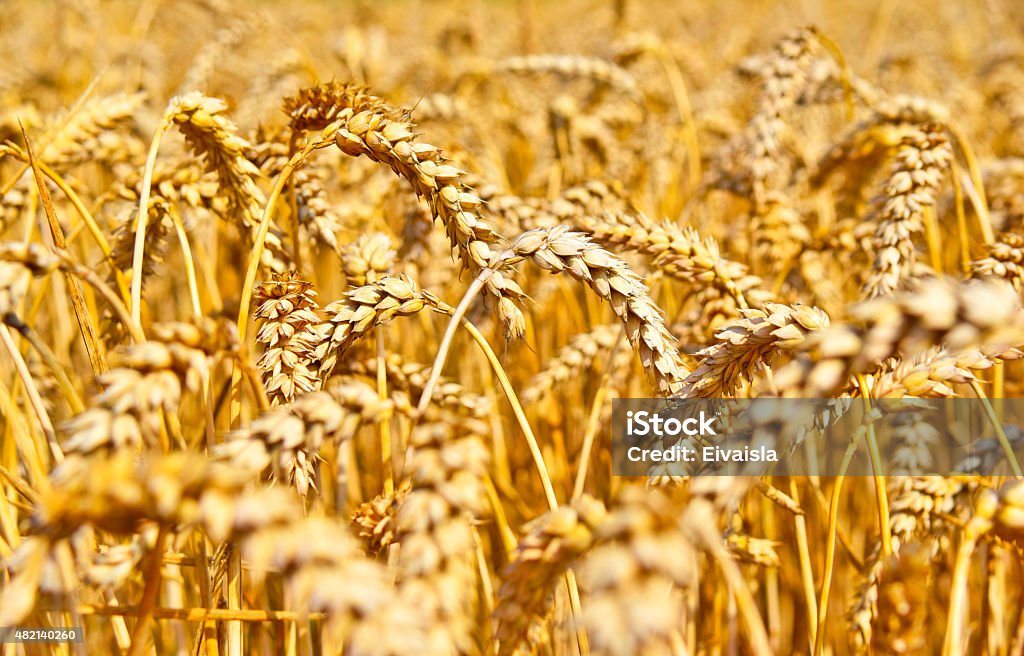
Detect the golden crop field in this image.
<box><xmin>3</xmin><ymin>0</ymin><xmax>1024</xmax><ymax>654</ymax></box>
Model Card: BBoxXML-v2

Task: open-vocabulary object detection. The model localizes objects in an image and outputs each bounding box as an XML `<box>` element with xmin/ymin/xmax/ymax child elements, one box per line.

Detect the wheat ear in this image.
<box><xmin>493</xmin><ymin>225</ymin><xmax>688</xmax><ymax>396</ymax></box>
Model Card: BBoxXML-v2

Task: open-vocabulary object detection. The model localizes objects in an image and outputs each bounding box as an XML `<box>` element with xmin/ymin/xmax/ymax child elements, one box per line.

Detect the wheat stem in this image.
<box><xmin>814</xmin><ymin>442</ymin><xmax>857</xmax><ymax>656</ymax></box>
<box><xmin>565</xmin><ymin>569</ymin><xmax>590</xmax><ymax>656</ymax></box>
<box><xmin>168</xmin><ymin>206</ymin><xmax>202</xmax><ymax>319</ymax></box>
<box><xmin>951</xmin><ymin>164</ymin><xmax>972</xmax><ymax>274</ymax></box>
<box><xmin>0</xmin><ymin>378</ymin><xmax>48</xmax><ymax>486</ymax></box>
<box><xmin>415</xmin><ymin>270</ymin><xmax>492</xmax><ymax>417</ymax></box>
<box><xmin>22</xmin><ymin>123</ymin><xmax>109</xmax><ymax>374</ymax></box>
<box><xmin>2</xmin><ymin>311</ymin><xmax>84</xmax><ymax>413</ymax></box>
<box><xmin>54</xmin><ymin>251</ymin><xmax>145</xmax><ymax>343</ymax></box>
<box><xmin>970</xmin><ymin>379</ymin><xmax>1023</xmax><ymax>478</ymax></box>
<box><xmin>130</xmin><ymin>117</ymin><xmax>169</xmax><ymax>327</ymax></box>
<box><xmin>789</xmin><ymin>479</ymin><xmax>818</xmax><ymax>650</ymax></box>
<box><xmin>943</xmin><ymin>500</ymin><xmax>996</xmax><ymax>656</ymax></box>
<box><xmin>947</xmin><ymin>124</ymin><xmax>993</xmax><ymax>244</ymax></box>
<box><xmin>694</xmin><ymin>514</ymin><xmax>773</xmax><ymax>656</ymax></box>
<box><xmin>857</xmin><ymin>375</ymin><xmax>893</xmax><ymax>557</ymax></box>
<box><xmin>459</xmin><ymin>316</ymin><xmax>560</xmax><ymax>511</ymax></box>
<box><xmin>922</xmin><ymin>206</ymin><xmax>943</xmax><ymax>273</ymax></box>
<box><xmin>127</xmin><ymin>526</ymin><xmax>169</xmax><ymax>656</ymax></box>
<box><xmin>226</xmin><ymin>546</ymin><xmax>242</xmax><ymax>656</ymax></box>
<box><xmin>653</xmin><ymin>45</ymin><xmax>701</xmax><ymax>189</ymax></box>
<box><xmin>376</xmin><ymin>330</ymin><xmax>394</xmax><ymax>495</ymax></box>
<box><xmin>572</xmin><ymin>382</ymin><xmax>607</xmax><ymax>502</ymax></box>
<box><xmin>0</xmin><ymin>325</ymin><xmax>60</xmax><ymax>462</ymax></box>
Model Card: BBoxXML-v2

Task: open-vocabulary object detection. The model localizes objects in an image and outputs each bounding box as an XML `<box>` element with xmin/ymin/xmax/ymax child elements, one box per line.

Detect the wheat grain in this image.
<box><xmin>863</xmin><ymin>123</ymin><xmax>952</xmax><ymax>298</ymax></box>
<box><xmin>494</xmin><ymin>225</ymin><xmax>687</xmax><ymax>395</ymax></box>
<box><xmin>982</xmin><ymin>158</ymin><xmax>1024</xmax><ymax>232</ymax></box>
<box><xmin>495</xmin><ymin>496</ymin><xmax>609</xmax><ymax>655</ymax></box>
<box><xmin>165</xmin><ymin>92</ymin><xmax>291</xmax><ymax>272</ymax></box>
<box><xmin>850</xmin><ymin>476</ymin><xmax>973</xmax><ymax>651</ymax></box>
<box><xmin>489</xmin><ymin>182</ymin><xmax>768</xmax><ymax>307</ymax></box>
<box><xmin>342</xmin><ymin>353</ymin><xmax>492</xmax><ymax>418</ymax></box>
<box><xmin>775</xmin><ymin>278</ymin><xmax>1024</xmax><ymax>396</ymax></box>
<box><xmin>342</xmin><ymin>232</ymin><xmax>396</xmax><ymax>287</ymax></box>
<box><xmin>869</xmin><ymin>346</ymin><xmax>1005</xmax><ymax>398</ymax></box>
<box><xmin>494</xmin><ymin>54</ymin><xmax>643</xmax><ymax>102</ymax></box>
<box><xmin>314</xmin><ymin>274</ymin><xmax>443</xmax><ymax>383</ymax></box>
<box><xmin>102</xmin><ymin>200</ymin><xmax>171</xmax><ymax>344</ymax></box>
<box><xmin>972</xmin><ymin>231</ymin><xmax>1024</xmax><ymax>290</ymax></box>
<box><xmin>61</xmin><ymin>321</ymin><xmax>228</xmax><ymax>455</ymax></box>
<box><xmin>888</xmin><ymin>411</ymin><xmax>940</xmax><ymax>475</ymax></box>
<box><xmin>868</xmin><ymin>545</ymin><xmax>930</xmax><ymax>655</ymax></box>
<box><xmin>679</xmin><ymin>303</ymin><xmax>829</xmax><ymax>397</ymax></box>
<box><xmin>47</xmin><ymin>92</ymin><xmax>145</xmax><ymax>167</ymax></box>
<box><xmin>284</xmin><ymin>82</ymin><xmax>529</xmax><ymax>340</ymax></box>
<box><xmin>574</xmin><ymin>486</ymin><xmax>699</xmax><ymax>656</ymax></box>
<box><xmin>217</xmin><ymin>379</ymin><xmax>391</xmax><ymax>496</ymax></box>
<box><xmin>522</xmin><ymin>324</ymin><xmax>621</xmax><ymax>404</ymax></box>
<box><xmin>293</xmin><ymin>165</ymin><xmax>344</xmax><ymax>254</ymax></box>
<box><xmin>6</xmin><ymin>7</ymin><xmax>1024</xmax><ymax>655</ymax></box>
<box><xmin>252</xmin><ymin>272</ymin><xmax>322</xmax><ymax>406</ymax></box>
<box><xmin>391</xmin><ymin>421</ymin><xmax>490</xmax><ymax>654</ymax></box>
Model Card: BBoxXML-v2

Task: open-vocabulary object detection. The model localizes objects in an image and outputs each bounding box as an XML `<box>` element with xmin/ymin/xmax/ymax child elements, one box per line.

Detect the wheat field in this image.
<box><xmin>2</xmin><ymin>0</ymin><xmax>1024</xmax><ymax>654</ymax></box>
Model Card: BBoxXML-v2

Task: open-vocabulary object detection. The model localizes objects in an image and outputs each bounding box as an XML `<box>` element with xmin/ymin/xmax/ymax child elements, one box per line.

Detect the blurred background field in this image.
<box><xmin>3</xmin><ymin>1</ymin><xmax>1024</xmax><ymax>655</ymax></box>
